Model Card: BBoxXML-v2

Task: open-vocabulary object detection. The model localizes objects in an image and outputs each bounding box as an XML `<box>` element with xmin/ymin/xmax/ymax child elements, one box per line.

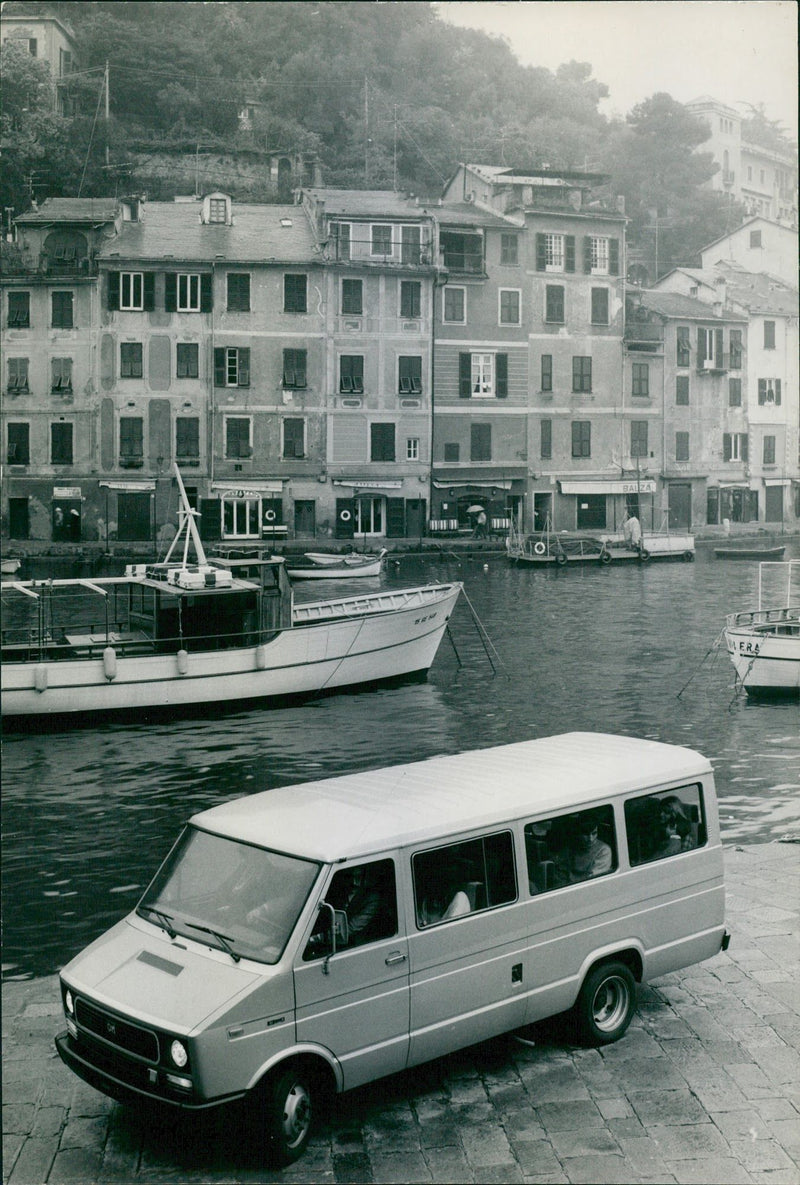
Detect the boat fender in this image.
<box><xmin>177</xmin><ymin>649</ymin><xmax>189</xmax><ymax>676</ymax></box>
<box><xmin>339</xmin><ymin>509</ymin><xmax>351</xmax><ymax>522</ymax></box>
<box><xmin>103</xmin><ymin>646</ymin><xmax>117</xmax><ymax>681</ymax></box>
<box><xmin>534</xmin><ymin>541</ymin><xmax>546</xmax><ymax>555</ymax></box>
<box><xmin>34</xmin><ymin>665</ymin><xmax>48</xmax><ymax>693</ymax></box>
<box><xmin>638</xmin><ymin>549</ymin><xmax>651</xmax><ymax>563</ymax></box>
<box><xmin>255</xmin><ymin>644</ymin><xmax>267</xmax><ymax>670</ymax></box>
<box><xmin>555</xmin><ymin>553</ymin><xmax>567</xmax><ymax>566</ymax></box>
<box><xmin>264</xmin><ymin>509</ymin><xmax>276</xmax><ymax>522</ymax></box>
<box><xmin>683</xmin><ymin>550</ymin><xmax>695</xmax><ymax>562</ymax></box>
<box><xmin>600</xmin><ymin>551</ymin><xmax>612</xmax><ymax>565</ymax></box>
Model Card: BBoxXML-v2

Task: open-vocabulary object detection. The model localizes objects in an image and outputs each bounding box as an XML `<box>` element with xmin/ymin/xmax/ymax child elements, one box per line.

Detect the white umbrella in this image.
<box><xmin>467</xmin><ymin>504</ymin><xmax>484</xmax><ymax>514</ymax></box>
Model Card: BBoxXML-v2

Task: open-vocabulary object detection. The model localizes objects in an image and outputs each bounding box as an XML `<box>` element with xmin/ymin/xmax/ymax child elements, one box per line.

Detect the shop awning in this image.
<box><xmin>433</xmin><ymin>480</ymin><xmax>513</xmax><ymax>490</ymax></box>
<box><xmin>558</xmin><ymin>480</ymin><xmax>657</xmax><ymax>495</ymax></box>
<box><xmin>99</xmin><ymin>481</ymin><xmax>156</xmax><ymax>491</ymax></box>
<box><xmin>212</xmin><ymin>481</ymin><xmax>283</xmax><ymax>496</ymax></box>
<box><xmin>765</xmin><ymin>479</ymin><xmax>791</xmax><ymax>487</ymax></box>
<box><xmin>333</xmin><ymin>479</ymin><xmax>403</xmax><ymax>489</ymax></box>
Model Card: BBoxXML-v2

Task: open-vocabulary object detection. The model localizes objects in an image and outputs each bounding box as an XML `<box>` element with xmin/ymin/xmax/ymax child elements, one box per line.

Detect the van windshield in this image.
<box><xmin>137</xmin><ymin>827</ymin><xmax>321</xmax><ymax>965</ymax></box>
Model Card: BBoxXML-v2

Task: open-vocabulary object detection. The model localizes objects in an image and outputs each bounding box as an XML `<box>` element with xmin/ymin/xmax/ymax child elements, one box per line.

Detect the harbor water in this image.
<box><xmin>2</xmin><ymin>542</ymin><xmax>798</xmax><ymax>981</ymax></box>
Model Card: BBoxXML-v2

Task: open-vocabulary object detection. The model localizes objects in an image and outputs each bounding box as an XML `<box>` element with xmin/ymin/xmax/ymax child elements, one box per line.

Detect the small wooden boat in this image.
<box><xmin>506</xmin><ymin>523</ymin><xmax>694</xmax><ymax>566</ymax></box>
<box><xmin>0</xmin><ymin>475</ymin><xmax>459</xmax><ymax>720</ymax></box>
<box><xmin>723</xmin><ymin>561</ymin><xmax>799</xmax><ymax>696</ymax></box>
<box><xmin>285</xmin><ymin>549</ymin><xmax>387</xmax><ymax>580</ymax></box>
<box><xmin>714</xmin><ymin>545</ymin><xmax>785</xmax><ymax>560</ymax></box>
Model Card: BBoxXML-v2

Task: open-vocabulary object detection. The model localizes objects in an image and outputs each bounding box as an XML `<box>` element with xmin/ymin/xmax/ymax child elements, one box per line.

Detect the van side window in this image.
<box><xmin>525</xmin><ymin>805</ymin><xmax>617</xmax><ymax>894</ymax></box>
<box><xmin>413</xmin><ymin>831</ymin><xmax>516</xmax><ymax>928</ymax></box>
<box><xmin>624</xmin><ymin>785</ymin><xmax>706</xmax><ymax>866</ymax></box>
<box><xmin>303</xmin><ymin>859</ymin><xmax>397</xmax><ymax>960</ymax></box>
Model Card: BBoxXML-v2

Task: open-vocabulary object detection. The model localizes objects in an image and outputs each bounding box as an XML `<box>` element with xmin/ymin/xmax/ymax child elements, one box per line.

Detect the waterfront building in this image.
<box><xmin>0</xmin><ymin>8</ymin><xmax>78</xmax><ymax>113</ymax></box>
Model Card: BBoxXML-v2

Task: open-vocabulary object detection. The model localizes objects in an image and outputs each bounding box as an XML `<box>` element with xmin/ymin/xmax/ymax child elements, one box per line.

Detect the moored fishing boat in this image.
<box><xmin>285</xmin><ymin>549</ymin><xmax>387</xmax><ymax>580</ymax></box>
<box><xmin>723</xmin><ymin>561</ymin><xmax>800</xmax><ymax>696</ymax></box>
<box><xmin>506</xmin><ymin>521</ymin><xmax>694</xmax><ymax>566</ymax></box>
<box><xmin>0</xmin><ymin>472</ymin><xmax>461</xmax><ymax>721</ymax></box>
<box><xmin>714</xmin><ymin>545</ymin><xmax>785</xmax><ymax>560</ymax></box>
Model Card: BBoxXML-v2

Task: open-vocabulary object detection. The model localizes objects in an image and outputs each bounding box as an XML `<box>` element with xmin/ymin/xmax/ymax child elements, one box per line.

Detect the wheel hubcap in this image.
<box><xmin>592</xmin><ymin>976</ymin><xmax>629</xmax><ymax>1032</ymax></box>
<box><xmin>281</xmin><ymin>1082</ymin><xmax>311</xmax><ymax>1147</ymax></box>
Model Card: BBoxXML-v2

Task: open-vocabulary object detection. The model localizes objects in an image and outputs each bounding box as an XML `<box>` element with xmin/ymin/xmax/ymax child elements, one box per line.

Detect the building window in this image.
<box><xmin>591</xmin><ymin>288</ymin><xmax>609</xmax><ymax>325</ymax></box>
<box><xmin>227</xmin><ymin>272</ymin><xmax>251</xmax><ymax>312</ymax></box>
<box><xmin>401</xmin><ymin>224</ymin><xmax>422</xmax><ymax>265</ymax></box>
<box><xmin>223</xmin><ymin>497</ymin><xmax>259</xmax><ymax>537</ymax></box>
<box><xmin>214</xmin><ymin>347</ymin><xmax>250</xmax><ymax>387</ymax></box>
<box><xmin>758</xmin><ymin>379</ymin><xmax>782</xmax><ymax>405</ymax></box>
<box><xmin>500</xmin><ymin>233</ymin><xmax>519</xmax><ymax>265</ymax></box>
<box><xmin>541</xmin><ymin>354</ymin><xmax>553</xmax><ymax>392</ymax></box>
<box><xmin>208</xmin><ymin>198</ymin><xmax>228</xmax><ymax>224</ymax></box>
<box><xmin>398</xmin><ymin>356</ymin><xmax>422</xmax><ymax>395</ymax></box>
<box><xmin>470</xmin><ymin>423</ymin><xmax>491</xmax><ymax>462</ymax></box>
<box><xmin>176</xmin><ymin>343</ymin><xmax>199</xmax><ymax>379</ymax></box>
<box><xmin>588</xmin><ymin>236</ymin><xmax>609</xmax><ymax>272</ymax></box>
<box><xmin>499</xmin><ymin>289</ymin><xmax>521</xmax><ymax>325</ymax></box>
<box><xmin>371</xmin><ymin>224</ymin><xmax>392</xmax><ymax>257</ymax></box>
<box><xmin>341</xmin><ymin>278</ymin><xmax>363</xmax><ymax>315</ymax></box>
<box><xmin>750</xmin><ymin>229</ymin><xmax>762</xmax><ymax>248</ymax></box>
<box><xmin>459</xmin><ymin>352</ymin><xmax>508</xmax><ymax>399</ymax></box>
<box><xmin>283</xmin><ymin>348</ymin><xmax>307</xmax><ymax>389</ymax></box>
<box><xmin>545</xmin><ymin>285</ymin><xmax>565</xmax><ymax>324</ymax></box>
<box><xmin>763</xmin><ymin>435</ymin><xmax>776</xmax><ymax>465</ymax></box>
<box><xmin>541</xmin><ymin>419</ymin><xmax>552</xmax><ymax>460</ymax></box>
<box><xmin>729</xmin><ymin>377</ymin><xmax>742</xmax><ymax>407</ymax></box>
<box><xmin>441</xmin><ymin>229</ymin><xmax>484</xmax><ymax>273</ymax></box>
<box><xmin>697</xmin><ymin>327</ymin><xmax>715</xmax><ymax>366</ymax></box>
<box><xmin>543</xmin><ymin>233</ymin><xmax>564</xmax><ymax>270</ymax></box>
<box><xmin>370</xmin><ymin>422</ymin><xmax>395</xmax><ymax>461</ymax></box>
<box><xmin>120</xmin><ymin>417</ymin><xmax>144</xmax><ymax>465</ymax></box>
<box><xmin>8</xmin><ymin>291</ymin><xmax>30</xmax><ymax>328</ymax></box>
<box><xmin>50</xmin><ymin>422</ymin><xmax>73</xmax><ymax>465</ymax></box>
<box><xmin>282</xmin><ymin>418</ymin><xmax>305</xmax><ymax>459</ymax></box>
<box><xmin>631</xmin><ymin>420</ymin><xmax>648</xmax><ymax>458</ymax></box>
<box><xmin>729</xmin><ymin>330</ymin><xmax>742</xmax><ymax>369</ymax></box>
<box><xmin>763</xmin><ymin>320</ymin><xmax>776</xmax><ymax>349</ymax></box>
<box><xmin>406</xmin><ymin>437</ymin><xmax>419</xmax><ymax>461</ymax></box>
<box><xmin>339</xmin><ymin>355</ymin><xmax>364</xmax><ymax>394</ymax></box>
<box><xmin>400</xmin><ymin>280</ymin><xmax>421</xmax><ymax>319</ymax></box>
<box><xmin>676</xmin><ymin>326</ymin><xmax>691</xmax><ymax>367</ymax></box>
<box><xmin>631</xmin><ymin>362</ymin><xmax>649</xmax><ymax>397</ymax></box>
<box><xmin>177</xmin><ymin>274</ymin><xmax>201</xmax><ymax>312</ymax></box>
<box><xmin>333</xmin><ymin>221</ymin><xmax>351</xmax><ymax>261</ymax></box>
<box><xmin>572</xmin><ymin>357</ymin><xmax>592</xmax><ymax>393</ymax></box>
<box><xmin>7</xmin><ymin>422</ymin><xmax>30</xmax><ymax>465</ymax></box>
<box><xmin>723</xmin><ymin>432</ymin><xmax>748</xmax><ymax>462</ymax></box>
<box><xmin>283</xmin><ymin>273</ymin><xmax>307</xmax><ymax>313</ymax></box>
<box><xmin>675</xmin><ymin>431</ymin><xmax>690</xmax><ymax>462</ymax></box>
<box><xmin>120</xmin><ymin>342</ymin><xmax>143</xmax><ymax>378</ymax></box>
<box><xmin>443</xmin><ymin>442</ymin><xmax>459</xmax><ymax>462</ymax></box>
<box><xmin>572</xmin><ymin>421</ymin><xmax>591</xmax><ymax>458</ymax></box>
<box><xmin>51</xmin><ymin>290</ymin><xmax>74</xmax><ymax>329</ymax></box>
<box><xmin>225</xmin><ymin>417</ymin><xmax>252</xmax><ymax>459</ymax></box>
<box><xmin>676</xmin><ymin>376</ymin><xmax>690</xmax><ymax>405</ymax></box>
<box><xmin>7</xmin><ymin>357</ymin><xmax>29</xmax><ymax>392</ymax></box>
<box><xmin>176</xmin><ymin>416</ymin><xmax>199</xmax><ymax>461</ymax></box>
<box><xmin>119</xmin><ymin>272</ymin><xmax>144</xmax><ymax>311</ymax></box>
<box><xmin>443</xmin><ymin>286</ymin><xmax>465</xmax><ymax>323</ymax></box>
<box><xmin>51</xmin><ymin>357</ymin><xmax>73</xmax><ymax>393</ymax></box>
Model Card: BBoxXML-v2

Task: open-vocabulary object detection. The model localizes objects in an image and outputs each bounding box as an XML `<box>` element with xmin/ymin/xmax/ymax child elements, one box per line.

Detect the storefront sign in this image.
<box><xmin>558</xmin><ymin>480</ymin><xmax>657</xmax><ymax>495</ymax></box>
<box><xmin>99</xmin><ymin>481</ymin><xmax>156</xmax><ymax>491</ymax></box>
<box><xmin>334</xmin><ymin>479</ymin><xmax>403</xmax><ymax>489</ymax></box>
<box><xmin>212</xmin><ymin>481</ymin><xmax>283</xmax><ymax>497</ymax></box>
<box><xmin>53</xmin><ymin>487</ymin><xmax>82</xmax><ymax>498</ymax></box>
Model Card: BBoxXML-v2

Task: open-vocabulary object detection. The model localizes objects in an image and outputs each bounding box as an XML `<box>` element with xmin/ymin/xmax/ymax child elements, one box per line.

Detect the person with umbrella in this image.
<box><xmin>470</xmin><ymin>505</ymin><xmax>487</xmax><ymax>539</ymax></box>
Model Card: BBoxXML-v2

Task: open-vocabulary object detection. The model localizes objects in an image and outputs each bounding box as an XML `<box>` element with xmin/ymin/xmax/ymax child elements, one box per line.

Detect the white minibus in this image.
<box><xmin>56</xmin><ymin>732</ymin><xmax>728</xmax><ymax>1166</ymax></box>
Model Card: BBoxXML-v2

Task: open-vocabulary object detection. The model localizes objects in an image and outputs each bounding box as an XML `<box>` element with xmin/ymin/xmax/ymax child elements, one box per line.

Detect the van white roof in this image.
<box><xmin>192</xmin><ymin>733</ymin><xmax>712</xmax><ymax>863</ymax></box>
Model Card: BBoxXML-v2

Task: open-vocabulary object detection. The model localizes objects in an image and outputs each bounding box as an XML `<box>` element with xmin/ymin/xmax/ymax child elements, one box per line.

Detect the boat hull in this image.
<box><xmin>715</xmin><ymin>547</ymin><xmax>786</xmax><ymax>560</ymax></box>
<box><xmin>724</xmin><ymin>610</ymin><xmax>800</xmax><ymax>695</ymax></box>
<box><xmin>286</xmin><ymin>560</ymin><xmax>383</xmax><ymax>579</ymax></box>
<box><xmin>1</xmin><ymin>583</ymin><xmax>461</xmax><ymax>718</ymax></box>
<box><xmin>507</xmin><ymin>533</ymin><xmax>695</xmax><ymax>565</ymax></box>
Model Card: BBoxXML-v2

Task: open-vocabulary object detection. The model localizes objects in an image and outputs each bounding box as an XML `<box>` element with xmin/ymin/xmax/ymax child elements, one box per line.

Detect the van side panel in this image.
<box><xmin>407</xmin><ymin>904</ymin><xmax>528</xmax><ymax>1067</ymax></box>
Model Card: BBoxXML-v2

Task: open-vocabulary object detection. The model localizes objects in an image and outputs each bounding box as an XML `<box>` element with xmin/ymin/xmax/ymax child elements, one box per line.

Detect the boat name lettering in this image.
<box><xmin>738</xmin><ymin>640</ymin><xmax>761</xmax><ymax>655</ymax></box>
<box><xmin>414</xmin><ymin>613</ymin><xmax>437</xmax><ymax>625</ymax></box>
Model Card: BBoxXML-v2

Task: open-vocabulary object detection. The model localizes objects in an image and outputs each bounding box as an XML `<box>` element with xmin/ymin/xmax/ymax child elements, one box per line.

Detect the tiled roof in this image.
<box><xmin>635</xmin><ymin>290</ymin><xmax>746</xmax><ymax>322</ymax></box>
<box><xmin>305</xmin><ymin>189</ymin><xmax>432</xmax><ymax>219</ymax></box>
<box><xmin>437</xmin><ymin>202</ymin><xmax>521</xmax><ymax>229</ymax></box>
<box><xmin>15</xmin><ymin>198</ymin><xmax>119</xmax><ymax>224</ymax></box>
<box><xmin>98</xmin><ymin>202</ymin><xmax>320</xmax><ymax>264</ymax></box>
<box><xmin>716</xmin><ymin>265</ymin><xmax>799</xmax><ymax>315</ymax></box>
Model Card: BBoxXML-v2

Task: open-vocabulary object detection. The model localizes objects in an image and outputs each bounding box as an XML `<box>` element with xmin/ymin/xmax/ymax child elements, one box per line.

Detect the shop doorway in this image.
<box><xmin>52</xmin><ymin>500</ymin><xmax>81</xmax><ymax>542</ymax></box>
<box><xmin>668</xmin><ymin>483</ymin><xmax>692</xmax><ymax>530</ymax></box>
<box><xmin>117</xmin><ymin>493</ymin><xmax>151</xmax><ymax>542</ymax></box>
<box><xmin>765</xmin><ymin>486</ymin><xmax>783</xmax><ymax>523</ymax></box>
<box><xmin>294</xmin><ymin>500</ymin><xmax>316</xmax><ymax>537</ymax></box>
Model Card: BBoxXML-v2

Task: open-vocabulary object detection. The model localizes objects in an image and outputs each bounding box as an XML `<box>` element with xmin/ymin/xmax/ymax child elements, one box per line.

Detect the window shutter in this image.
<box><xmin>714</xmin><ymin>328</ymin><xmax>723</xmax><ymax>367</ymax></box>
<box><xmin>107</xmin><ymin>272</ymin><xmax>120</xmax><ymax>311</ymax></box>
<box><xmin>142</xmin><ymin>273</ymin><xmax>155</xmax><ymax>311</ymax></box>
<box><xmin>741</xmin><ymin>434</ymin><xmax>748</xmax><ymax>462</ymax></box>
<box><xmin>775</xmin><ymin>379</ymin><xmax>781</xmax><ymax>405</ymax></box>
<box><xmin>535</xmin><ymin>234</ymin><xmax>546</xmax><ymax>271</ymax></box>
<box><xmin>200</xmin><ymin>273</ymin><xmax>213</xmax><ymax>313</ymax></box>
<box><xmin>237</xmin><ymin>348</ymin><xmax>250</xmax><ymax>387</ymax></box>
<box><xmin>214</xmin><ymin>348</ymin><xmax>226</xmax><ymax>387</ymax></box>
<box><xmin>495</xmin><ymin>353</ymin><xmax>508</xmax><ymax>398</ymax></box>
<box><xmin>564</xmin><ymin>236</ymin><xmax>575</xmax><ymax>273</ymax></box>
<box><xmin>609</xmin><ymin>239</ymin><xmax>619</xmax><ymax>275</ymax></box>
<box><xmin>386</xmin><ymin>497</ymin><xmax>406</xmax><ymax>539</ymax></box>
<box><xmin>459</xmin><ymin>352</ymin><xmax>472</xmax><ymax>398</ymax></box>
<box><xmin>164</xmin><ymin>273</ymin><xmax>177</xmax><ymax>312</ymax></box>
<box><xmin>199</xmin><ymin>498</ymin><xmax>221</xmax><ymax>541</ymax></box>
<box><xmin>583</xmin><ymin>237</ymin><xmax>592</xmax><ymax>273</ymax></box>
<box><xmin>723</xmin><ymin>433</ymin><xmax>731</xmax><ymax>461</ymax></box>
<box><xmin>758</xmin><ymin>379</ymin><xmax>766</xmax><ymax>405</ymax></box>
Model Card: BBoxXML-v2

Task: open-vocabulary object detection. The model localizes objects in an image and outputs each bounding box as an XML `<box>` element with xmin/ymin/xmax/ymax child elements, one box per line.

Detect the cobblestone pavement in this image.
<box><xmin>3</xmin><ymin>843</ymin><xmax>799</xmax><ymax>1185</ymax></box>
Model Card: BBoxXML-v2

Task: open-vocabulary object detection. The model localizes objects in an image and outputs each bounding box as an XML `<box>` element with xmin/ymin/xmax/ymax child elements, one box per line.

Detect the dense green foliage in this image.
<box><xmin>3</xmin><ymin>1</ymin><xmax>784</xmax><ymax>274</ymax></box>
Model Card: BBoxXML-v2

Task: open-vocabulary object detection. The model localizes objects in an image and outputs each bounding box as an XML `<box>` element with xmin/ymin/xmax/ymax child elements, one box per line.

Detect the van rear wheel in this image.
<box><xmin>575</xmin><ymin>961</ymin><xmax>636</xmax><ymax>1045</ymax></box>
<box><xmin>260</xmin><ymin>1064</ymin><xmax>315</xmax><ymax>1167</ymax></box>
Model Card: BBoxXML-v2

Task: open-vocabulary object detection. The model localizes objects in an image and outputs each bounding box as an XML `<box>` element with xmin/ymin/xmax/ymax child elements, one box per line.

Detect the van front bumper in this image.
<box><xmin>55</xmin><ymin>1031</ymin><xmax>245</xmax><ymax>1112</ymax></box>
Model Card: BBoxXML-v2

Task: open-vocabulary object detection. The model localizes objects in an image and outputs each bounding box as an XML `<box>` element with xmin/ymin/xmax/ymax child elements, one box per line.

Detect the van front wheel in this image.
<box><xmin>260</xmin><ymin>1064</ymin><xmax>315</xmax><ymax>1167</ymax></box>
<box><xmin>575</xmin><ymin>961</ymin><xmax>636</xmax><ymax>1045</ymax></box>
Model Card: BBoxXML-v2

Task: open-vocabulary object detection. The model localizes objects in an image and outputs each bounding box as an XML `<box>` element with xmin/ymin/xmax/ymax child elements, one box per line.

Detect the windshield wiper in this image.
<box><xmin>139</xmin><ymin>905</ymin><xmax>177</xmax><ymax>939</ymax></box>
<box><xmin>184</xmin><ymin>922</ymin><xmax>241</xmax><ymax>962</ymax></box>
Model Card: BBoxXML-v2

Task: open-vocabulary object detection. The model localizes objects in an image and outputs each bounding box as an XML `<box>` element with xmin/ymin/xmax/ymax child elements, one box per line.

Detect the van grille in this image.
<box><xmin>75</xmin><ymin>998</ymin><xmax>159</xmax><ymax>1063</ymax></box>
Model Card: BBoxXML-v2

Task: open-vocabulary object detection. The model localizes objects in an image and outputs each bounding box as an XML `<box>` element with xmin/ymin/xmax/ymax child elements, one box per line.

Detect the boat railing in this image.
<box><xmin>727</xmin><ymin>606</ymin><xmax>800</xmax><ymax>630</ymax></box>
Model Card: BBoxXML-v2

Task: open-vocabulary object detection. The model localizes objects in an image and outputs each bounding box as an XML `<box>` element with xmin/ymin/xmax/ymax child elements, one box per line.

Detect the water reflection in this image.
<box><xmin>3</xmin><ymin>542</ymin><xmax>798</xmax><ymax>980</ymax></box>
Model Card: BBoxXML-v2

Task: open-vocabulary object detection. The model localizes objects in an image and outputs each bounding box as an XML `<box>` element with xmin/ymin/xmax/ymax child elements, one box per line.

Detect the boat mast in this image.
<box><xmin>162</xmin><ymin>465</ymin><xmax>209</xmax><ymax>568</ymax></box>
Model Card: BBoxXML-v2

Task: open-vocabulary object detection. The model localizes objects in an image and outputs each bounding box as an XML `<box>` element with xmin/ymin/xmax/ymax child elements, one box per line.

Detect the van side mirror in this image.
<box><xmin>318</xmin><ymin>902</ymin><xmax>349</xmax><ymax>974</ymax></box>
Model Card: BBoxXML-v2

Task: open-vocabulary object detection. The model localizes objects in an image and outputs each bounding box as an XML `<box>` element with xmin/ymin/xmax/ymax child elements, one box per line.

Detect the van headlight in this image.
<box><xmin>65</xmin><ymin>989</ymin><xmax>74</xmax><ymax>1016</ymax></box>
<box><xmin>169</xmin><ymin>1039</ymin><xmax>188</xmax><ymax>1068</ymax></box>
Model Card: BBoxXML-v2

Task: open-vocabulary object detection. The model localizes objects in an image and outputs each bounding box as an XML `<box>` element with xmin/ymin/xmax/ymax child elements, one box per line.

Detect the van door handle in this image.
<box><xmin>385</xmin><ymin>951</ymin><xmax>407</xmax><ymax>966</ymax></box>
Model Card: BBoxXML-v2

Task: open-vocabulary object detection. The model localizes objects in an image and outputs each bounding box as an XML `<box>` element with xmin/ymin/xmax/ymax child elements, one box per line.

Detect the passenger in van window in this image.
<box><xmin>656</xmin><ymin>797</ymin><xmax>694</xmax><ymax>857</ymax></box>
<box><xmin>557</xmin><ymin>817</ymin><xmax>613</xmax><ymax>884</ymax></box>
<box><xmin>330</xmin><ymin>866</ymin><xmax>383</xmax><ymax>946</ymax></box>
<box><xmin>418</xmin><ymin>874</ymin><xmax>471</xmax><ymax>926</ymax></box>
